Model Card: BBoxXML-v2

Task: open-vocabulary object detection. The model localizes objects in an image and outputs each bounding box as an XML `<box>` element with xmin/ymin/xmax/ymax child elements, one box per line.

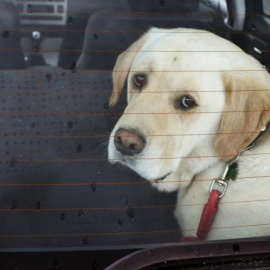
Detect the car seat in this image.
<box><xmin>76</xmin><ymin>0</ymin><xmax>228</xmax><ymax>70</ymax></box>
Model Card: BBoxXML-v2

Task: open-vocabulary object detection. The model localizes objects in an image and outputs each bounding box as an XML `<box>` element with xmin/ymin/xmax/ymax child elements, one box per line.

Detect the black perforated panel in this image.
<box><xmin>0</xmin><ymin>71</ymin><xmax>178</xmax><ymax>250</ymax></box>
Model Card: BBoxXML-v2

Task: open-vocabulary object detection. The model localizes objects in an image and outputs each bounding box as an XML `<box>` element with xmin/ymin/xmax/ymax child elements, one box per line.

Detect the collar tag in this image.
<box><xmin>210</xmin><ymin>142</ymin><xmax>256</xmax><ymax>199</ymax></box>
<box><xmin>222</xmin><ymin>143</ymin><xmax>255</xmax><ymax>181</ymax></box>
<box><xmin>225</xmin><ymin>163</ymin><xmax>238</xmax><ymax>180</ymax></box>
<box><xmin>209</xmin><ymin>123</ymin><xmax>269</xmax><ymax>199</ymax></box>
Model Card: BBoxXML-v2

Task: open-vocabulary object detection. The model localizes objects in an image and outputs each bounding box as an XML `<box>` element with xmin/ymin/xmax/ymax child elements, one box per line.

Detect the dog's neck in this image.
<box><xmin>180</xmin><ymin>124</ymin><xmax>270</xmax><ymax>191</ymax></box>
<box><xmin>176</xmin><ymin>138</ymin><xmax>225</xmax><ymax>190</ymax></box>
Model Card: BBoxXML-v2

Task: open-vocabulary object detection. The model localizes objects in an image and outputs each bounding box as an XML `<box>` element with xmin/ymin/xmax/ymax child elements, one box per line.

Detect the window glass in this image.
<box><xmin>263</xmin><ymin>0</ymin><xmax>270</xmax><ymax>16</ymax></box>
<box><xmin>0</xmin><ymin>0</ymin><xmax>270</xmax><ymax>265</ymax></box>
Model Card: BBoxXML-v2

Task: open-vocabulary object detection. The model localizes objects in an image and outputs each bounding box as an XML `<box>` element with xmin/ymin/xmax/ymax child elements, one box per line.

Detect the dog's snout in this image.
<box><xmin>114</xmin><ymin>128</ymin><xmax>145</xmax><ymax>156</ymax></box>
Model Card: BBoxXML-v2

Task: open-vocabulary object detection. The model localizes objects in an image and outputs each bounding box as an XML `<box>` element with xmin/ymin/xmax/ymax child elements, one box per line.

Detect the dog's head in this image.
<box><xmin>108</xmin><ymin>28</ymin><xmax>270</xmax><ymax>192</ymax></box>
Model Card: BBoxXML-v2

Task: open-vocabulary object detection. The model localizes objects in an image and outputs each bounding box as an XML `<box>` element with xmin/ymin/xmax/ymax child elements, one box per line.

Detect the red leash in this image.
<box><xmin>182</xmin><ymin>190</ymin><xmax>221</xmax><ymax>242</ymax></box>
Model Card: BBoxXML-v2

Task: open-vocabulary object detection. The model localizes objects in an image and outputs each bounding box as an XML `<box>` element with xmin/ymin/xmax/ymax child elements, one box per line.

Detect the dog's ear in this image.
<box><xmin>109</xmin><ymin>33</ymin><xmax>149</xmax><ymax>107</ymax></box>
<box><xmin>215</xmin><ymin>71</ymin><xmax>270</xmax><ymax>161</ymax></box>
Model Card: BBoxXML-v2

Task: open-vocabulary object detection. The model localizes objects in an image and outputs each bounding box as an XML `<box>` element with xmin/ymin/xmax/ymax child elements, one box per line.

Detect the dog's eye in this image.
<box><xmin>175</xmin><ymin>95</ymin><xmax>197</xmax><ymax>110</ymax></box>
<box><xmin>133</xmin><ymin>74</ymin><xmax>147</xmax><ymax>89</ymax></box>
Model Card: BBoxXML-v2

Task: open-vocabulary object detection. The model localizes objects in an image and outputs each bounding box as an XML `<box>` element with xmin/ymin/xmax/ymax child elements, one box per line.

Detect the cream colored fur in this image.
<box><xmin>108</xmin><ymin>27</ymin><xmax>270</xmax><ymax>240</ymax></box>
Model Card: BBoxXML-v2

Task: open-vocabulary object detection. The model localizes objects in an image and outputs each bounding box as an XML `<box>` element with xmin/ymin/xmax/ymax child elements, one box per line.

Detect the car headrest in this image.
<box><xmin>128</xmin><ymin>0</ymin><xmax>199</xmax><ymax>13</ymax></box>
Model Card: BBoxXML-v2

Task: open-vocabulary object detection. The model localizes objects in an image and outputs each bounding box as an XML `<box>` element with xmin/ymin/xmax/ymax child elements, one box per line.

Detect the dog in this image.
<box><xmin>108</xmin><ymin>27</ymin><xmax>270</xmax><ymax>241</ymax></box>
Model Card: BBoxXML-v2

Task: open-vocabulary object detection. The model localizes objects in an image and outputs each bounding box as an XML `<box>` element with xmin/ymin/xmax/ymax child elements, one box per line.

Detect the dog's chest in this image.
<box><xmin>175</xmin><ymin>144</ymin><xmax>270</xmax><ymax>240</ymax></box>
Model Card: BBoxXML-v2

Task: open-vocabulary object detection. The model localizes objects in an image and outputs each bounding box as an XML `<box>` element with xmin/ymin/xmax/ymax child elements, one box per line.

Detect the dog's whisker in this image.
<box><xmin>94</xmin><ymin>132</ymin><xmax>111</xmax><ymax>144</ymax></box>
<box><xmin>96</xmin><ymin>132</ymin><xmax>110</xmax><ymax>158</ymax></box>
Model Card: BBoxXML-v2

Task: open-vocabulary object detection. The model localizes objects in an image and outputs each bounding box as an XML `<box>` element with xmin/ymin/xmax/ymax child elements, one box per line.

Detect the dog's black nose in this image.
<box><xmin>114</xmin><ymin>128</ymin><xmax>146</xmax><ymax>156</ymax></box>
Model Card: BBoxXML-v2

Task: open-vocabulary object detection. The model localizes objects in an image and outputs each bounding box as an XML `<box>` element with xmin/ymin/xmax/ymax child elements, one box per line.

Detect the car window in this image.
<box><xmin>263</xmin><ymin>0</ymin><xmax>270</xmax><ymax>16</ymax></box>
<box><xmin>1</xmin><ymin>0</ymin><xmax>270</xmax><ymax>269</ymax></box>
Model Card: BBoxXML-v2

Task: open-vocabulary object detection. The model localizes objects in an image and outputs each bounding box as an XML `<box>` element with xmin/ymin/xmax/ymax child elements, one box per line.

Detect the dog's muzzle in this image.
<box><xmin>114</xmin><ymin>128</ymin><xmax>146</xmax><ymax>156</ymax></box>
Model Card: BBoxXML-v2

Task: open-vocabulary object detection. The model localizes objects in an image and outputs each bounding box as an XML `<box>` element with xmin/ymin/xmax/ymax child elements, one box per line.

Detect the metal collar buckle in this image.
<box><xmin>210</xmin><ymin>179</ymin><xmax>228</xmax><ymax>199</ymax></box>
<box><xmin>209</xmin><ymin>142</ymin><xmax>256</xmax><ymax>199</ymax></box>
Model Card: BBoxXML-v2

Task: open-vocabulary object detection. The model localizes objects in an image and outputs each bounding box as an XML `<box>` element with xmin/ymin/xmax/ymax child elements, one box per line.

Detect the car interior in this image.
<box><xmin>0</xmin><ymin>0</ymin><xmax>270</xmax><ymax>269</ymax></box>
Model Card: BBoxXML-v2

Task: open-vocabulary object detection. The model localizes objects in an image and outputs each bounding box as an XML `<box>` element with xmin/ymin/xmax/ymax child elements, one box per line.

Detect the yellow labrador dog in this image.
<box><xmin>108</xmin><ymin>28</ymin><xmax>270</xmax><ymax>241</ymax></box>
